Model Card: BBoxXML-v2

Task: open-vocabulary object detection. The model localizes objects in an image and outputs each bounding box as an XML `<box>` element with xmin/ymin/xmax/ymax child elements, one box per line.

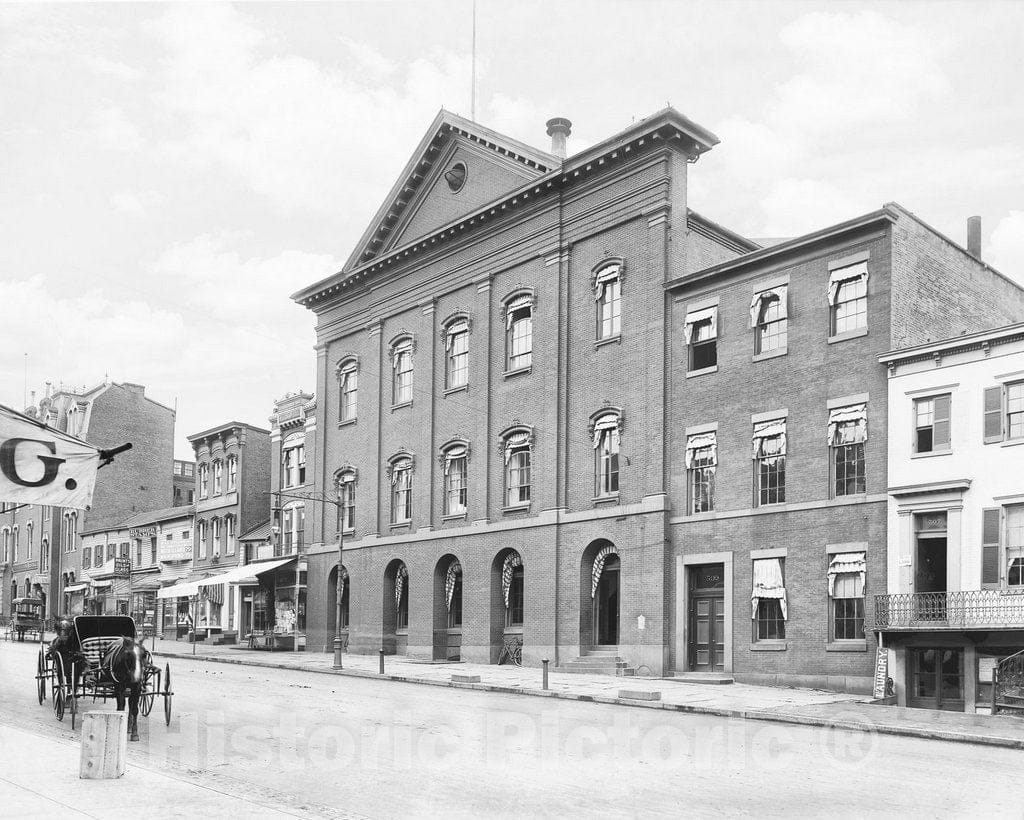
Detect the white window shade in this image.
<box><xmin>828</xmin><ymin>404</ymin><xmax>868</xmax><ymax>445</ymax></box>
<box><xmin>683</xmin><ymin>306</ymin><xmax>718</xmax><ymax>344</ymax></box>
<box><xmin>752</xmin><ymin>419</ymin><xmax>787</xmax><ymax>458</ymax></box>
<box><xmin>827</xmin><ymin>552</ymin><xmax>866</xmax><ymax>597</ymax></box>
<box><xmin>445</xmin><ymin>321</ymin><xmax>468</xmax><ymax>349</ymax></box>
<box><xmin>505</xmin><ymin>295</ymin><xmax>532</xmax><ymax>328</ymax></box>
<box><xmin>828</xmin><ymin>261</ymin><xmax>868</xmax><ymax>305</ymax></box>
<box><xmin>751</xmin><ymin>557</ymin><xmax>787</xmax><ymax>620</ymax></box>
<box><xmin>501</xmin><ymin>552</ymin><xmax>523</xmax><ymax>608</ymax></box>
<box><xmin>390</xmin><ymin>461</ymin><xmax>411</xmax><ymax>485</ymax></box>
<box><xmin>685</xmin><ymin>432</ymin><xmax>718</xmax><ymax>467</ymax></box>
<box><xmin>591</xmin><ymin>415</ymin><xmax>620</xmax><ymax>448</ymax></box>
<box><xmin>443</xmin><ymin>445</ymin><xmax>467</xmax><ymax>474</ymax></box>
<box><xmin>749</xmin><ymin>286</ymin><xmax>788</xmax><ymax>327</ymax></box>
<box><xmin>593</xmin><ymin>265</ymin><xmax>620</xmax><ymax>301</ymax></box>
<box><xmin>504</xmin><ymin>431</ymin><xmax>531</xmax><ymax>463</ymax></box>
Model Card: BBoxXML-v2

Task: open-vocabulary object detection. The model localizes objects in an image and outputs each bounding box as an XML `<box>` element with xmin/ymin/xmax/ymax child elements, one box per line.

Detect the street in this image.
<box><xmin>1</xmin><ymin>640</ymin><xmax>1022</xmax><ymax>818</ymax></box>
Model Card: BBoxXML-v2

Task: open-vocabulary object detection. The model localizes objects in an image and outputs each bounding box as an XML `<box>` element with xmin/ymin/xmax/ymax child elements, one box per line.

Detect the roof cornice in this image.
<box><xmin>878</xmin><ymin>321</ymin><xmax>1024</xmax><ymax>365</ymax></box>
<box><xmin>665</xmin><ymin>207</ymin><xmax>898</xmax><ymax>292</ymax></box>
<box><xmin>294</xmin><ymin>108</ymin><xmax>718</xmax><ymax>309</ymax></box>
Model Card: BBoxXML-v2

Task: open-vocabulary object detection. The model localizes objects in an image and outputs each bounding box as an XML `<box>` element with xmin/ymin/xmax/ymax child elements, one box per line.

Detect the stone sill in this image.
<box><xmin>391</xmin><ymin>401</ymin><xmax>413</xmax><ymax>412</ymax></box>
<box><xmin>444</xmin><ymin>384</ymin><xmax>469</xmax><ymax>397</ymax></box>
<box><xmin>442</xmin><ymin>513</ymin><xmax>467</xmax><ymax>522</ymax></box>
<box><xmin>828</xmin><ymin>326</ymin><xmax>869</xmax><ymax>345</ymax></box>
<box><xmin>749</xmin><ymin>641</ymin><xmax>788</xmax><ymax>652</ymax></box>
<box><xmin>827</xmin><ymin>641</ymin><xmax>868</xmax><ymax>652</ymax></box>
<box><xmin>911</xmin><ymin>449</ymin><xmax>952</xmax><ymax>459</ymax></box>
<box><xmin>503</xmin><ymin>365</ymin><xmax>532</xmax><ymax>380</ymax></box>
<box><xmin>501</xmin><ymin>504</ymin><xmax>531</xmax><ymax>515</ymax></box>
<box><xmin>337</xmin><ymin>418</ymin><xmax>357</xmax><ymax>428</ymax></box>
<box><xmin>595</xmin><ymin>334</ymin><xmax>622</xmax><ymax>350</ymax></box>
<box><xmin>686</xmin><ymin>365</ymin><xmax>718</xmax><ymax>379</ymax></box>
<box><xmin>389</xmin><ymin>522</ymin><xmax>411</xmax><ymax>531</ymax></box>
<box><xmin>752</xmin><ymin>347</ymin><xmax>787</xmax><ymax>362</ymax></box>
<box><xmin>592</xmin><ymin>494</ymin><xmax>620</xmax><ymax>506</ymax></box>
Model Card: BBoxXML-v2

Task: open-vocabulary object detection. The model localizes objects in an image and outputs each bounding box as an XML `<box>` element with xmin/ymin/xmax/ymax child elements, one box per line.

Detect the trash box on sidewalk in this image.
<box><xmin>79</xmin><ymin>711</ymin><xmax>127</xmax><ymax>779</ymax></box>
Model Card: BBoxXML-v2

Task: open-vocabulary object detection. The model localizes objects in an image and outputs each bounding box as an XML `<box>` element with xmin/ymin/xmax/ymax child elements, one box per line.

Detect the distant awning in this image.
<box><xmin>90</xmin><ymin>580</ymin><xmax>113</xmax><ymax>589</ymax></box>
<box><xmin>131</xmin><ymin>576</ymin><xmax>163</xmax><ymax>592</ymax></box>
<box><xmin>64</xmin><ymin>583</ymin><xmax>89</xmax><ymax>593</ymax></box>
<box><xmin>157</xmin><ymin>558</ymin><xmax>294</xmax><ymax>599</ymax></box>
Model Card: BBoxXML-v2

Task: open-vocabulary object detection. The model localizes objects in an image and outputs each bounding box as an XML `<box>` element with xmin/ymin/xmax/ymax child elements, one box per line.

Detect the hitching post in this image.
<box><xmin>332</xmin><ymin>520</ymin><xmax>344</xmax><ymax>669</ymax></box>
<box><xmin>542</xmin><ymin>658</ymin><xmax>549</xmax><ymax>690</ymax></box>
<box><xmin>379</xmin><ymin>648</ymin><xmax>385</xmax><ymax>675</ymax></box>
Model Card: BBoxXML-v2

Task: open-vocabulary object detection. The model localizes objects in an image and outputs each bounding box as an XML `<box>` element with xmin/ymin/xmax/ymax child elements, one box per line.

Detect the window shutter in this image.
<box><xmin>932</xmin><ymin>394</ymin><xmax>951</xmax><ymax>449</ymax></box>
<box><xmin>982</xmin><ymin>507</ymin><xmax>1001</xmax><ymax>587</ymax></box>
<box><xmin>983</xmin><ymin>386</ymin><xmax>1004</xmax><ymax>443</ymax></box>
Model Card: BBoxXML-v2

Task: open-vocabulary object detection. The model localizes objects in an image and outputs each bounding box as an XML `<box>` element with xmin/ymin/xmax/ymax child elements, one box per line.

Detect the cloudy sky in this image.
<box><xmin>1</xmin><ymin>1</ymin><xmax>1022</xmax><ymax>459</ymax></box>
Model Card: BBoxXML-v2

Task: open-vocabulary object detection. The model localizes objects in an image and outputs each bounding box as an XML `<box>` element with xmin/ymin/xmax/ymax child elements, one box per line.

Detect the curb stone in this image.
<box><xmin>154</xmin><ymin>649</ymin><xmax>1024</xmax><ymax>751</ymax></box>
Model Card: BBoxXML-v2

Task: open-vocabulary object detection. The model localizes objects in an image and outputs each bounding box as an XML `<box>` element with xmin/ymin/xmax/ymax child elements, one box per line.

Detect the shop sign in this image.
<box><xmin>129</xmin><ymin>526</ymin><xmax>157</xmax><ymax>539</ymax></box>
<box><xmin>872</xmin><ymin>647</ymin><xmax>889</xmax><ymax>699</ymax></box>
<box><xmin>160</xmin><ymin>542</ymin><xmax>193</xmax><ymax>561</ymax></box>
<box><xmin>114</xmin><ymin>558</ymin><xmax>131</xmax><ymax>577</ymax></box>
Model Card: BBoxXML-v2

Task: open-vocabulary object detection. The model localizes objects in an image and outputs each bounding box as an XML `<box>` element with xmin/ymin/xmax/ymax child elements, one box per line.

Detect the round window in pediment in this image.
<box><xmin>444</xmin><ymin>162</ymin><xmax>467</xmax><ymax>193</ymax></box>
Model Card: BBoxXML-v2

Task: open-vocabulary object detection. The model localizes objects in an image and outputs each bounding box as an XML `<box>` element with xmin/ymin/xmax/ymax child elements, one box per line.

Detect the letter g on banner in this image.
<box><xmin>0</xmin><ymin>438</ymin><xmax>67</xmax><ymax>488</ymax></box>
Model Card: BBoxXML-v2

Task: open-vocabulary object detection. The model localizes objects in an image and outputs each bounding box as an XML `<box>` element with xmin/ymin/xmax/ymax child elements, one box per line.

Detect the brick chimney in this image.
<box><xmin>967</xmin><ymin>215</ymin><xmax>982</xmax><ymax>258</ymax></box>
<box><xmin>545</xmin><ymin>117</ymin><xmax>572</xmax><ymax>159</ymax></box>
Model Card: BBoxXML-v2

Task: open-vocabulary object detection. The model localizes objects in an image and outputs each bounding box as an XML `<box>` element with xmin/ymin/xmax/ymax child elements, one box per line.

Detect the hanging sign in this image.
<box><xmin>114</xmin><ymin>558</ymin><xmax>131</xmax><ymax>578</ymax></box>
<box><xmin>872</xmin><ymin>647</ymin><xmax>889</xmax><ymax>699</ymax></box>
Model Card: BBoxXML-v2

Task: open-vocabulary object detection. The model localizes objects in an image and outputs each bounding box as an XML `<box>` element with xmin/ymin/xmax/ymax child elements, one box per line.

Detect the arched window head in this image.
<box><xmin>335</xmin><ymin>468</ymin><xmax>357</xmax><ymax>533</ymax></box>
<box><xmin>442</xmin><ymin>317</ymin><xmax>471</xmax><ymax>390</ymax></box>
<box><xmin>502</xmin><ymin>292</ymin><xmax>535</xmax><ymax>372</ymax></box>
<box><xmin>440</xmin><ymin>441</ymin><xmax>469</xmax><ymax>516</ymax></box>
<box><xmin>391</xmin><ymin>337</ymin><xmax>414</xmax><ymax>405</ymax></box>
<box><xmin>387</xmin><ymin>455</ymin><xmax>414</xmax><ymax>524</ymax></box>
<box><xmin>499</xmin><ymin>426</ymin><xmax>533</xmax><ymax>508</ymax></box>
<box><xmin>590</xmin><ymin>411</ymin><xmax>622</xmax><ymax>497</ymax></box>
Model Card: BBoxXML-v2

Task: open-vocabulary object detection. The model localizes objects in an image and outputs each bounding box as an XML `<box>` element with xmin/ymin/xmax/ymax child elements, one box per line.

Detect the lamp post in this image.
<box><xmin>332</xmin><ymin>518</ymin><xmax>344</xmax><ymax>669</ymax></box>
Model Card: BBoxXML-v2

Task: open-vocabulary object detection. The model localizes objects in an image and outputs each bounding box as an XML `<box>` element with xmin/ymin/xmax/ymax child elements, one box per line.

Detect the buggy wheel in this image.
<box><xmin>70</xmin><ymin>683</ymin><xmax>77</xmax><ymax>730</ymax></box>
<box><xmin>53</xmin><ymin>659</ymin><xmax>65</xmax><ymax>722</ymax></box>
<box><xmin>163</xmin><ymin>663</ymin><xmax>172</xmax><ymax>726</ymax></box>
<box><xmin>141</xmin><ymin>672</ymin><xmax>156</xmax><ymax>717</ymax></box>
<box><xmin>37</xmin><ymin>647</ymin><xmax>46</xmax><ymax>704</ymax></box>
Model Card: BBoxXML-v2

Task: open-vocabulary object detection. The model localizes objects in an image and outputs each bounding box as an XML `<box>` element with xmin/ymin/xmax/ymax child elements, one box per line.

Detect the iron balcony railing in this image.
<box><xmin>874</xmin><ymin>590</ymin><xmax>1024</xmax><ymax>630</ymax></box>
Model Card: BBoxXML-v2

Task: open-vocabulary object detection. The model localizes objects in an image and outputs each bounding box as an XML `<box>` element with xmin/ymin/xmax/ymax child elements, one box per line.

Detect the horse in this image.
<box><xmin>98</xmin><ymin>636</ymin><xmax>152</xmax><ymax>741</ymax></box>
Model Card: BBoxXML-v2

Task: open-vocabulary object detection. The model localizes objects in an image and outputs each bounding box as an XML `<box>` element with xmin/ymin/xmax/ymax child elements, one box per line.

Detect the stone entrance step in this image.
<box><xmin>666</xmin><ymin>672</ymin><xmax>734</xmax><ymax>685</ymax></box>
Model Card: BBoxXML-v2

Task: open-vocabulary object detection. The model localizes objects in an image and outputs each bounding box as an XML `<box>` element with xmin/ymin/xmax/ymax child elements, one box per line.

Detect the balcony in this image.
<box><xmin>874</xmin><ymin>590</ymin><xmax>1024</xmax><ymax>631</ymax></box>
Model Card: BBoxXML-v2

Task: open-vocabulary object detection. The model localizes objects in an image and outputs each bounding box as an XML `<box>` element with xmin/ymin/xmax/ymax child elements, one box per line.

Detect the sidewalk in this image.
<box><xmin>151</xmin><ymin>637</ymin><xmax>1024</xmax><ymax>750</ymax></box>
<box><xmin>0</xmin><ymin>723</ymin><xmax>351</xmax><ymax>819</ymax></box>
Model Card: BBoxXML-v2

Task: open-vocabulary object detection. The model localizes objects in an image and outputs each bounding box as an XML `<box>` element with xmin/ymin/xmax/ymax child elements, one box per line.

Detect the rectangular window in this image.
<box><xmin>597</xmin><ymin>277</ymin><xmax>621</xmax><ymax>340</ymax></box>
<box><xmin>151</xmin><ymin>537</ymin><xmax>158</xmax><ymax>563</ymax></box>
<box><xmin>445</xmin><ymin>453</ymin><xmax>468</xmax><ymax>516</ymax></box>
<box><xmin>446</xmin><ymin>323</ymin><xmax>469</xmax><ymax>389</ymax></box>
<box><xmin>120</xmin><ymin>542</ymin><xmax>129</xmax><ymax>559</ymax></box>
<box><xmin>1008</xmin><ymin>506</ymin><xmax>1024</xmax><ymax>587</ymax></box>
<box><xmin>227</xmin><ymin>456</ymin><xmax>237</xmax><ymax>491</ymax></box>
<box><xmin>829</xmin><ymin>261</ymin><xmax>868</xmax><ymax>335</ymax></box>
<box><xmin>684</xmin><ymin>305</ymin><xmax>717</xmax><ymax>372</ymax></box>
<box><xmin>685</xmin><ymin>432</ymin><xmax>716</xmax><ymax>514</ymax></box>
<box><xmin>1008</xmin><ymin>382</ymin><xmax>1024</xmax><ymax>441</ymax></box>
<box><xmin>751</xmin><ymin>287</ymin><xmax>788</xmax><ymax>355</ymax></box>
<box><xmin>594</xmin><ymin>424</ymin><xmax>620</xmax><ymax>497</ymax></box>
<box><xmin>753</xmin><ymin>419</ymin><xmax>786</xmax><ymax>506</ymax></box>
<box><xmin>914</xmin><ymin>394</ymin><xmax>951</xmax><ymax>453</ymax></box>
<box><xmin>338</xmin><ymin>478</ymin><xmax>356</xmax><ymax>533</ymax></box>
<box><xmin>225</xmin><ymin>518</ymin><xmax>235</xmax><ymax>555</ymax></box>
<box><xmin>752</xmin><ymin>557</ymin><xmax>787</xmax><ymax>641</ymax></box>
<box><xmin>828</xmin><ymin>552</ymin><xmax>866</xmax><ymax>640</ymax></box>
<box><xmin>199</xmin><ymin>464</ymin><xmax>209</xmax><ymax>498</ymax></box>
<box><xmin>106</xmin><ymin>543</ymin><xmax>115</xmax><ymax>561</ymax></box>
<box><xmin>392</xmin><ymin>464</ymin><xmax>412</xmax><ymax>524</ymax></box>
<box><xmin>83</xmin><ymin>547</ymin><xmax>91</xmax><ymax>567</ymax></box>
<box><xmin>214</xmin><ymin>461</ymin><xmax>223</xmax><ymax>494</ymax></box>
<box><xmin>829</xmin><ymin>404</ymin><xmax>867</xmax><ymax>497</ymax></box>
<box><xmin>136</xmin><ymin>541</ymin><xmax>142</xmax><ymax>566</ymax></box>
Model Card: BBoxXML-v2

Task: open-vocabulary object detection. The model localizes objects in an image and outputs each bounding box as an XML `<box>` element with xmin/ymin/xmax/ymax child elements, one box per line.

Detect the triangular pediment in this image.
<box><xmin>345</xmin><ymin>110</ymin><xmax>558</xmax><ymax>271</ymax></box>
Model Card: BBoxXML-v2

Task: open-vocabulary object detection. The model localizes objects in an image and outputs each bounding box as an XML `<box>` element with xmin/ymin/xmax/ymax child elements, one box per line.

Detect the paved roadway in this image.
<box><xmin>1</xmin><ymin>640</ymin><xmax>1022</xmax><ymax>818</ymax></box>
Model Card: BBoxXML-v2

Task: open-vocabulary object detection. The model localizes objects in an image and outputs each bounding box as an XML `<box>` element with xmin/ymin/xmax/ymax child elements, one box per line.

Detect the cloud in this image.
<box><xmin>110</xmin><ymin>189</ymin><xmax>164</xmax><ymax>217</ymax></box>
<box><xmin>85</xmin><ymin>103</ymin><xmax>145</xmax><ymax>152</ymax></box>
<box><xmin>987</xmin><ymin>211</ymin><xmax>1024</xmax><ymax>286</ymax></box>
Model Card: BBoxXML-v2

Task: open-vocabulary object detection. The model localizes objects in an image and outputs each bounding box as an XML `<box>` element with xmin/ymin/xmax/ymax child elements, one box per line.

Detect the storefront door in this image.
<box><xmin>909</xmin><ymin>648</ymin><xmax>964</xmax><ymax>710</ymax></box>
<box><xmin>594</xmin><ymin>555</ymin><xmax>619</xmax><ymax>646</ymax></box>
<box><xmin>689</xmin><ymin>563</ymin><xmax>725</xmax><ymax>672</ymax></box>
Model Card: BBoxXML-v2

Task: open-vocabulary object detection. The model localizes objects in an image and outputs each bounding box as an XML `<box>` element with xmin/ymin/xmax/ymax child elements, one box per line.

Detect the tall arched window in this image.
<box><xmin>336</xmin><ymin>470</ymin><xmax>356</xmax><ymax>534</ymax></box>
<box><xmin>395</xmin><ymin>563</ymin><xmax>409</xmax><ymax>630</ymax></box>
<box><xmin>503</xmin><ymin>292</ymin><xmax>534</xmax><ymax>372</ymax></box>
<box><xmin>199</xmin><ymin>463</ymin><xmax>209</xmax><ymax>498</ymax></box>
<box><xmin>26</xmin><ymin>522</ymin><xmax>33</xmax><ymax>559</ymax></box>
<box><xmin>501</xmin><ymin>427</ymin><xmax>533</xmax><ymax>508</ymax></box>
<box><xmin>227</xmin><ymin>455</ymin><xmax>237</xmax><ymax>491</ymax></box>
<box><xmin>441</xmin><ymin>442</ymin><xmax>469</xmax><ymax>516</ymax></box>
<box><xmin>211</xmin><ymin>517</ymin><xmax>221</xmax><ymax>556</ymax></box>
<box><xmin>443</xmin><ymin>318</ymin><xmax>470</xmax><ymax>389</ymax></box>
<box><xmin>213</xmin><ymin>459</ymin><xmax>223</xmax><ymax>494</ymax></box>
<box><xmin>12</xmin><ymin>526</ymin><xmax>18</xmax><ymax>564</ymax></box>
<box><xmin>591</xmin><ymin>411</ymin><xmax>622</xmax><ymax>497</ymax></box>
<box><xmin>338</xmin><ymin>358</ymin><xmax>358</xmax><ymax>421</ymax></box>
<box><xmin>225</xmin><ymin>515</ymin><xmax>235</xmax><ymax>555</ymax></box>
<box><xmin>391</xmin><ymin>337</ymin><xmax>414</xmax><ymax>405</ymax></box>
<box><xmin>445</xmin><ymin>559</ymin><xmax>463</xmax><ymax>628</ymax></box>
<box><xmin>594</xmin><ymin>261</ymin><xmax>623</xmax><ymax>340</ymax></box>
<box><xmin>388</xmin><ymin>456</ymin><xmax>414</xmax><ymax>524</ymax></box>
<box><xmin>39</xmin><ymin>538</ymin><xmax>49</xmax><ymax>573</ymax></box>
<box><xmin>282</xmin><ymin>432</ymin><xmax>306</xmax><ymax>488</ymax></box>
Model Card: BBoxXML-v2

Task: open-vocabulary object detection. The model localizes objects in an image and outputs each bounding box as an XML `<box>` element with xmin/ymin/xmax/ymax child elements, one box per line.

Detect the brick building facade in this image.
<box><xmin>289</xmin><ymin>108</ymin><xmax>1024</xmax><ymax>688</ymax></box>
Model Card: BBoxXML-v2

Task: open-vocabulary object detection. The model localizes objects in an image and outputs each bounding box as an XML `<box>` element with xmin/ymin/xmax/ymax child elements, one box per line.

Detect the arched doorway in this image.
<box><xmin>580</xmin><ymin>542</ymin><xmax>620</xmax><ymax>648</ymax></box>
<box><xmin>433</xmin><ymin>555</ymin><xmax>462</xmax><ymax>661</ymax></box>
<box><xmin>382</xmin><ymin>559</ymin><xmax>408</xmax><ymax>655</ymax></box>
<box><xmin>491</xmin><ymin>549</ymin><xmax>524</xmax><ymax>664</ymax></box>
<box><xmin>326</xmin><ymin>565</ymin><xmax>349</xmax><ymax>650</ymax></box>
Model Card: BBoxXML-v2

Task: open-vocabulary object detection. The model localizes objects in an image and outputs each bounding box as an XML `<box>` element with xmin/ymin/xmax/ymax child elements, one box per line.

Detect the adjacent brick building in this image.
<box><xmin>288</xmin><ymin>108</ymin><xmax>1024</xmax><ymax>689</ymax></box>
<box><xmin>1</xmin><ymin>380</ymin><xmax>175</xmax><ymax>621</ymax></box>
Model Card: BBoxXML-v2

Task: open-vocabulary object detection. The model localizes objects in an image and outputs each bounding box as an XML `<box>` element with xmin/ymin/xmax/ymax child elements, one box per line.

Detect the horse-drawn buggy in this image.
<box><xmin>37</xmin><ymin>615</ymin><xmax>173</xmax><ymax>740</ymax></box>
<box><xmin>8</xmin><ymin>597</ymin><xmax>44</xmax><ymax>641</ymax></box>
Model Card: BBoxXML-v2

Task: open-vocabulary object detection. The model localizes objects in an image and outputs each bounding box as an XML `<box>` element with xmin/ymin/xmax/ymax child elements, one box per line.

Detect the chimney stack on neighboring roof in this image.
<box><xmin>546</xmin><ymin>117</ymin><xmax>572</xmax><ymax>159</ymax></box>
<box><xmin>967</xmin><ymin>215</ymin><xmax>982</xmax><ymax>259</ymax></box>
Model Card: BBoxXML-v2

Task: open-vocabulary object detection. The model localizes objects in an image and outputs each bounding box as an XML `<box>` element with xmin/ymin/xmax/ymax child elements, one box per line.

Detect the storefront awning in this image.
<box><xmin>157</xmin><ymin>558</ymin><xmax>294</xmax><ymax>599</ymax></box>
<box><xmin>64</xmin><ymin>583</ymin><xmax>89</xmax><ymax>593</ymax></box>
<box><xmin>131</xmin><ymin>575</ymin><xmax>163</xmax><ymax>592</ymax></box>
<box><xmin>90</xmin><ymin>580</ymin><xmax>113</xmax><ymax>589</ymax></box>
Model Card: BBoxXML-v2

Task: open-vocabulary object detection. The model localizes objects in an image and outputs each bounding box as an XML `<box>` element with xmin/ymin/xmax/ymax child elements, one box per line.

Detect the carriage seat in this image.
<box><xmin>80</xmin><ymin>636</ymin><xmax>123</xmax><ymax>671</ymax></box>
